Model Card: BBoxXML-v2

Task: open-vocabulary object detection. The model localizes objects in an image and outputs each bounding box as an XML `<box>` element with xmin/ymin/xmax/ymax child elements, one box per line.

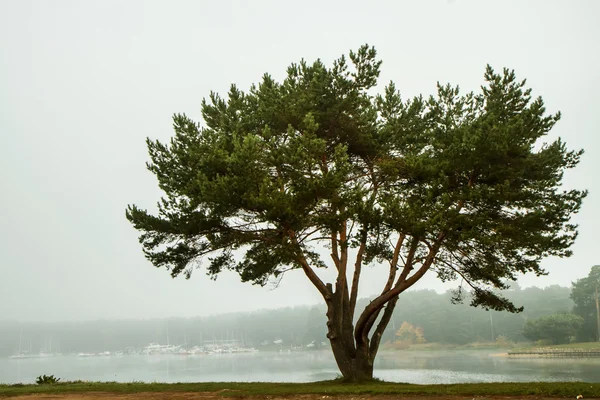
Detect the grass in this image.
<box><xmin>0</xmin><ymin>380</ymin><xmax>599</xmax><ymax>398</ymax></box>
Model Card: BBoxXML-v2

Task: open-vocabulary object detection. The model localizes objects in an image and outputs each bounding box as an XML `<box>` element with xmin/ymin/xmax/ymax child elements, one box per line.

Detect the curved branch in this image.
<box><xmin>354</xmin><ymin>234</ymin><xmax>412</xmax><ymax>346</ymax></box>
<box><xmin>355</xmin><ymin>233</ymin><xmax>445</xmax><ymax>346</ymax></box>
<box><xmin>297</xmin><ymin>254</ymin><xmax>331</xmax><ymax>300</ymax></box>
<box><xmin>369</xmin><ymin>295</ymin><xmax>398</xmax><ymax>358</ymax></box>
<box><xmin>331</xmin><ymin>229</ymin><xmax>340</xmax><ymax>271</ymax></box>
<box><xmin>361</xmin><ymin>233</ymin><xmax>407</xmax><ymax>343</ymax></box>
<box><xmin>394</xmin><ymin>236</ymin><xmax>419</xmax><ymax>286</ymax></box>
<box><xmin>289</xmin><ymin>231</ymin><xmax>331</xmax><ymax>301</ymax></box>
<box><xmin>382</xmin><ymin>233</ymin><xmax>406</xmax><ymax>293</ymax></box>
<box><xmin>339</xmin><ymin>218</ymin><xmax>349</xmax><ymax>278</ymax></box>
<box><xmin>435</xmin><ymin>253</ymin><xmax>478</xmax><ymax>291</ymax></box>
<box><xmin>349</xmin><ymin>230</ymin><xmax>367</xmax><ymax>316</ymax></box>
<box><xmin>402</xmin><ymin>233</ymin><xmax>446</xmax><ymax>288</ymax></box>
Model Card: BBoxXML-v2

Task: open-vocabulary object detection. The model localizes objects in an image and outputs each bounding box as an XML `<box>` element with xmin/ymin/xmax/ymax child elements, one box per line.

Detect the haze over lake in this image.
<box><xmin>2</xmin><ymin>351</ymin><xmax>599</xmax><ymax>384</ymax></box>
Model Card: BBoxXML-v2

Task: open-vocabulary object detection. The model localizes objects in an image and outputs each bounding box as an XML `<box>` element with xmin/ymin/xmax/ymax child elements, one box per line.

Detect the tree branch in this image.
<box><xmin>354</xmin><ymin>235</ymin><xmax>414</xmax><ymax>346</ymax></box>
<box><xmin>349</xmin><ymin>229</ymin><xmax>368</xmax><ymax>317</ymax></box>
<box><xmin>369</xmin><ymin>295</ymin><xmax>399</xmax><ymax>358</ymax></box>
<box><xmin>436</xmin><ymin>252</ymin><xmax>479</xmax><ymax>291</ymax></box>
<box><xmin>288</xmin><ymin>230</ymin><xmax>331</xmax><ymax>301</ymax></box>
<box><xmin>331</xmin><ymin>229</ymin><xmax>340</xmax><ymax>271</ymax></box>
<box><xmin>382</xmin><ymin>234</ymin><xmax>406</xmax><ymax>292</ymax></box>
<box><xmin>361</xmin><ymin>309</ymin><xmax>381</xmax><ymax>348</ymax></box>
<box><xmin>296</xmin><ymin>227</ymin><xmax>322</xmax><ymax>244</ymax></box>
<box><xmin>337</xmin><ymin>217</ymin><xmax>350</xmax><ymax>308</ymax></box>
<box><xmin>394</xmin><ymin>236</ymin><xmax>418</xmax><ymax>287</ymax></box>
<box><xmin>339</xmin><ymin>217</ymin><xmax>349</xmax><ymax>283</ymax></box>
<box><xmin>353</xmin><ymin>235</ymin><xmax>406</xmax><ymax>349</ymax></box>
<box><xmin>402</xmin><ymin>232</ymin><xmax>446</xmax><ymax>289</ymax></box>
<box><xmin>354</xmin><ymin>233</ymin><xmax>445</xmax><ymax>346</ymax></box>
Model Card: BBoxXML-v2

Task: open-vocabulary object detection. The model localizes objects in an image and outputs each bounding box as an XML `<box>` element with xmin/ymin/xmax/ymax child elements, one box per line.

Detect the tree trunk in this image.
<box><xmin>326</xmin><ymin>295</ymin><xmax>376</xmax><ymax>382</ymax></box>
<box><xmin>330</xmin><ymin>339</ymin><xmax>374</xmax><ymax>382</ymax></box>
<box><xmin>595</xmin><ymin>285</ymin><xmax>600</xmax><ymax>342</ymax></box>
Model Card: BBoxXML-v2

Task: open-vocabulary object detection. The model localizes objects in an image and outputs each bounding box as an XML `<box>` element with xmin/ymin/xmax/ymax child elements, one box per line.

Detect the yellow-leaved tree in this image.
<box><xmin>395</xmin><ymin>322</ymin><xmax>426</xmax><ymax>344</ymax></box>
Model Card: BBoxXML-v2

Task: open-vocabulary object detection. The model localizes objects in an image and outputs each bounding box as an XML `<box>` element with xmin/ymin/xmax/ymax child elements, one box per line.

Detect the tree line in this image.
<box><xmin>0</xmin><ymin>283</ymin><xmax>579</xmax><ymax>357</ymax></box>
<box><xmin>522</xmin><ymin>265</ymin><xmax>600</xmax><ymax>344</ymax></box>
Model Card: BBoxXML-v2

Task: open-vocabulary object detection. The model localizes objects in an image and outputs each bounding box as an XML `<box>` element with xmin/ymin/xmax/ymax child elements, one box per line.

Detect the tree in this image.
<box><xmin>126</xmin><ymin>45</ymin><xmax>586</xmax><ymax>381</ymax></box>
<box><xmin>523</xmin><ymin>313</ymin><xmax>583</xmax><ymax>345</ymax></box>
<box><xmin>571</xmin><ymin>265</ymin><xmax>600</xmax><ymax>342</ymax></box>
<box><xmin>395</xmin><ymin>322</ymin><xmax>425</xmax><ymax>344</ymax></box>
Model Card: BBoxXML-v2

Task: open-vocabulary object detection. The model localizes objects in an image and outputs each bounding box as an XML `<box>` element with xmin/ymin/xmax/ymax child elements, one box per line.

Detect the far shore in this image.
<box><xmin>382</xmin><ymin>340</ymin><xmax>600</xmax><ymax>355</ymax></box>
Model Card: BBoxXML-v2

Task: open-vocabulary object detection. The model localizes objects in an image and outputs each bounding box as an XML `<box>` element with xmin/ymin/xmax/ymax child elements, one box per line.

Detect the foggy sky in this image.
<box><xmin>1</xmin><ymin>0</ymin><xmax>598</xmax><ymax>322</ymax></box>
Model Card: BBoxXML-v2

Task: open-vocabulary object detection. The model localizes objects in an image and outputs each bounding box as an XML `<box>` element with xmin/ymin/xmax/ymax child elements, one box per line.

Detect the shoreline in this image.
<box><xmin>1</xmin><ymin>381</ymin><xmax>599</xmax><ymax>399</ymax></box>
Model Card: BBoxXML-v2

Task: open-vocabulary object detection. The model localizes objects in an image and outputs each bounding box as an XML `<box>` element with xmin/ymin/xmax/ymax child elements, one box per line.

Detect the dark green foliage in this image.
<box><xmin>127</xmin><ymin>44</ymin><xmax>585</xmax><ymax>311</ymax></box>
<box><xmin>571</xmin><ymin>265</ymin><xmax>600</xmax><ymax>341</ymax></box>
<box><xmin>126</xmin><ymin>45</ymin><xmax>586</xmax><ymax>379</ymax></box>
<box><xmin>523</xmin><ymin>313</ymin><xmax>584</xmax><ymax>344</ymax></box>
<box><xmin>35</xmin><ymin>375</ymin><xmax>60</xmax><ymax>385</ymax></box>
<box><xmin>385</xmin><ymin>285</ymin><xmax>574</xmax><ymax>345</ymax></box>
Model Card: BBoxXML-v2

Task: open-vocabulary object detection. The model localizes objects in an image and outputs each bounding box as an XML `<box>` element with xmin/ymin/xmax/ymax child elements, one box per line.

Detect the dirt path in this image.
<box><xmin>6</xmin><ymin>394</ymin><xmax>594</xmax><ymax>400</ymax></box>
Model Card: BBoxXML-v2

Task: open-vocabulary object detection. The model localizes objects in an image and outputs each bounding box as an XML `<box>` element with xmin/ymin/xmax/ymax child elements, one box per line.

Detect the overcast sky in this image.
<box><xmin>1</xmin><ymin>0</ymin><xmax>598</xmax><ymax>322</ymax></box>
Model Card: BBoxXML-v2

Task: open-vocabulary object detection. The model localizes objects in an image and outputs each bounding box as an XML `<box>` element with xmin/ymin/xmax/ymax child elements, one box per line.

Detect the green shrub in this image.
<box><xmin>35</xmin><ymin>375</ymin><xmax>61</xmax><ymax>385</ymax></box>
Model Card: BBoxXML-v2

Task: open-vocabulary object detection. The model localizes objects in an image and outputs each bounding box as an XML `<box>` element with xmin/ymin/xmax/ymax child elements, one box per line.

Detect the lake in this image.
<box><xmin>1</xmin><ymin>350</ymin><xmax>599</xmax><ymax>384</ymax></box>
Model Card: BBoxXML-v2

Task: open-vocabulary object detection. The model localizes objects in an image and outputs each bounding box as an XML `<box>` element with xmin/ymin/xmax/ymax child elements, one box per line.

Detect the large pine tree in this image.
<box><xmin>127</xmin><ymin>45</ymin><xmax>586</xmax><ymax>381</ymax></box>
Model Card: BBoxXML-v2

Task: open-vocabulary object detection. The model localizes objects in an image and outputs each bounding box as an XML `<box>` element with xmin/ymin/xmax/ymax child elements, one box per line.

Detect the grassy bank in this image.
<box><xmin>1</xmin><ymin>380</ymin><xmax>599</xmax><ymax>398</ymax></box>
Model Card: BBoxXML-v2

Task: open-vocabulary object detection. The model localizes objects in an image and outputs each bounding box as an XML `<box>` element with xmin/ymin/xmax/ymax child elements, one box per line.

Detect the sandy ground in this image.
<box><xmin>6</xmin><ymin>394</ymin><xmax>595</xmax><ymax>400</ymax></box>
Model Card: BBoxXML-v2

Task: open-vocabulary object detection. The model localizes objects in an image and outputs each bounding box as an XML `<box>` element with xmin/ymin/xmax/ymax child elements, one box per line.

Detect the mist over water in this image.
<box><xmin>2</xmin><ymin>278</ymin><xmax>598</xmax><ymax>385</ymax></box>
<box><xmin>2</xmin><ymin>351</ymin><xmax>599</xmax><ymax>384</ymax></box>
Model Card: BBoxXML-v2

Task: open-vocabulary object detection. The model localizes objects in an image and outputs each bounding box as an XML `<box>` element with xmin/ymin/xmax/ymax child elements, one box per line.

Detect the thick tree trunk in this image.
<box><xmin>326</xmin><ymin>291</ymin><xmax>377</xmax><ymax>382</ymax></box>
<box><xmin>315</xmin><ymin>226</ymin><xmax>442</xmax><ymax>382</ymax></box>
<box><xmin>330</xmin><ymin>339</ymin><xmax>374</xmax><ymax>382</ymax></box>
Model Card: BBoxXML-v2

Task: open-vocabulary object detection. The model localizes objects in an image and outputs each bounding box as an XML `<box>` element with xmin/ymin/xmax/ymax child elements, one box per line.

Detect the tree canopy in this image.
<box><xmin>127</xmin><ymin>45</ymin><xmax>586</xmax><ymax>380</ymax></box>
<box><xmin>523</xmin><ymin>312</ymin><xmax>583</xmax><ymax>345</ymax></box>
<box><xmin>571</xmin><ymin>265</ymin><xmax>600</xmax><ymax>341</ymax></box>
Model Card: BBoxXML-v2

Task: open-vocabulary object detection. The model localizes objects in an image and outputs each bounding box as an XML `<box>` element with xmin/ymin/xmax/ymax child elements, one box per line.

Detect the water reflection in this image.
<box><xmin>376</xmin><ymin>351</ymin><xmax>600</xmax><ymax>383</ymax></box>
<box><xmin>1</xmin><ymin>350</ymin><xmax>598</xmax><ymax>384</ymax></box>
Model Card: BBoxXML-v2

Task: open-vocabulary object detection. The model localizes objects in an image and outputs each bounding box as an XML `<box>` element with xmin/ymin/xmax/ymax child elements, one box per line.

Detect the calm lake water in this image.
<box><xmin>1</xmin><ymin>350</ymin><xmax>599</xmax><ymax>384</ymax></box>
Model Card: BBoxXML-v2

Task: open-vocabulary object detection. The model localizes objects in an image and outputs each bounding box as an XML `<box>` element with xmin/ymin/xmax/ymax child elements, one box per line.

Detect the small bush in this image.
<box><xmin>535</xmin><ymin>339</ymin><xmax>554</xmax><ymax>347</ymax></box>
<box><xmin>36</xmin><ymin>375</ymin><xmax>61</xmax><ymax>385</ymax></box>
<box><xmin>495</xmin><ymin>334</ymin><xmax>512</xmax><ymax>347</ymax></box>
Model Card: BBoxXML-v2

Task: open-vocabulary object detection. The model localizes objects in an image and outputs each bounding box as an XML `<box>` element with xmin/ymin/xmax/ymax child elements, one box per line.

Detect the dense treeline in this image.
<box><xmin>571</xmin><ymin>265</ymin><xmax>600</xmax><ymax>342</ymax></box>
<box><xmin>0</xmin><ymin>285</ymin><xmax>573</xmax><ymax>357</ymax></box>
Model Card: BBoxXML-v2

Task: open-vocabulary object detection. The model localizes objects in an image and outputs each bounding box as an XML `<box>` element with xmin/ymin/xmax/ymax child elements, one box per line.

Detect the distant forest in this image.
<box><xmin>0</xmin><ymin>285</ymin><xmax>573</xmax><ymax>357</ymax></box>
